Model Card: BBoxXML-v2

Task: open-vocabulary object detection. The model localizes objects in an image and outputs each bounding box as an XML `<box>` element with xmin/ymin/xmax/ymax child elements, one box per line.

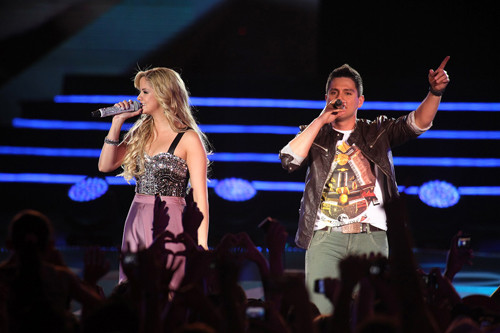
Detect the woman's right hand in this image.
<box><xmin>112</xmin><ymin>99</ymin><xmax>142</xmax><ymax>121</ymax></box>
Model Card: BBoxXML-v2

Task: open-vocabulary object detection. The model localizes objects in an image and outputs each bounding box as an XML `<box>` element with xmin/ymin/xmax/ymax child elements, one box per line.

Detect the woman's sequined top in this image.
<box><xmin>135</xmin><ymin>132</ymin><xmax>189</xmax><ymax>197</ymax></box>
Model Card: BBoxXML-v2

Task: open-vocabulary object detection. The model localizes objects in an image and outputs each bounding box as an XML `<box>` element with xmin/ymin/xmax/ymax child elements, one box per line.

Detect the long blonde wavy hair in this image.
<box><xmin>118</xmin><ymin>67</ymin><xmax>211</xmax><ymax>182</ymax></box>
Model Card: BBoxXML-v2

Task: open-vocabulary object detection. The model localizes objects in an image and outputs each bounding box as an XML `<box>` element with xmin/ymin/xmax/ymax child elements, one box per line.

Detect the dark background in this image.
<box><xmin>1</xmin><ymin>0</ymin><xmax>499</xmax><ymax>253</ymax></box>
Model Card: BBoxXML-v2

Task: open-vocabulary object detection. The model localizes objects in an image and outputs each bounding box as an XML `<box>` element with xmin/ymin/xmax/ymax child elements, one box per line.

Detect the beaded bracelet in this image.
<box><xmin>104</xmin><ymin>137</ymin><xmax>120</xmax><ymax>146</ymax></box>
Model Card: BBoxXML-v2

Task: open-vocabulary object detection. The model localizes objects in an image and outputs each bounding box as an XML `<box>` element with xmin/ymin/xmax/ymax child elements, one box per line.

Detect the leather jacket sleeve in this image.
<box><xmin>279</xmin><ymin>125</ymin><xmax>309</xmax><ymax>173</ymax></box>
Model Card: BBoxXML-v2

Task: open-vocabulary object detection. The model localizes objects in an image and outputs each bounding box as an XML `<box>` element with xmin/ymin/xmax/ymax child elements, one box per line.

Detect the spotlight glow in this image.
<box><xmin>68</xmin><ymin>177</ymin><xmax>109</xmax><ymax>202</ymax></box>
<box><xmin>419</xmin><ymin>180</ymin><xmax>460</xmax><ymax>208</ymax></box>
<box><xmin>214</xmin><ymin>178</ymin><xmax>257</xmax><ymax>201</ymax></box>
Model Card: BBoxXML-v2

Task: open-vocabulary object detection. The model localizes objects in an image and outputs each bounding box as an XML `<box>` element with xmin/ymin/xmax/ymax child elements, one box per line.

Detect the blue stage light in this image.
<box><xmin>200</xmin><ymin>124</ymin><xmax>298</xmax><ymax>135</ymax></box>
<box><xmin>54</xmin><ymin>95</ymin><xmax>500</xmax><ymax>111</ymax></box>
<box><xmin>54</xmin><ymin>95</ymin><xmax>136</xmax><ymax>104</ymax></box>
<box><xmin>12</xmin><ymin>118</ymin><xmax>134</xmax><ymax>131</ymax></box>
<box><xmin>68</xmin><ymin>177</ymin><xmax>109</xmax><ymax>202</ymax></box>
<box><xmin>214</xmin><ymin>178</ymin><xmax>257</xmax><ymax>201</ymax></box>
<box><xmin>0</xmin><ymin>173</ymin><xmax>87</xmax><ymax>184</ymax></box>
<box><xmin>11</xmin><ymin>118</ymin><xmax>500</xmax><ymax>140</ymax></box>
<box><xmin>419</xmin><ymin>130</ymin><xmax>500</xmax><ymax>140</ymax></box>
<box><xmin>0</xmin><ymin>146</ymin><xmax>101</xmax><ymax>158</ymax></box>
<box><xmin>393</xmin><ymin>157</ymin><xmax>500</xmax><ymax>168</ymax></box>
<box><xmin>209</xmin><ymin>152</ymin><xmax>279</xmax><ymax>163</ymax></box>
<box><xmin>399</xmin><ymin>186</ymin><xmax>420</xmax><ymax>195</ymax></box>
<box><xmin>418</xmin><ymin>180</ymin><xmax>460</xmax><ymax>208</ymax></box>
<box><xmin>4</xmin><ymin>146</ymin><xmax>500</xmax><ymax>167</ymax></box>
<box><xmin>251</xmin><ymin>181</ymin><xmax>305</xmax><ymax>192</ymax></box>
<box><xmin>458</xmin><ymin>186</ymin><xmax>500</xmax><ymax>196</ymax></box>
<box><xmin>2</xmin><ymin>173</ymin><xmax>500</xmax><ymax>199</ymax></box>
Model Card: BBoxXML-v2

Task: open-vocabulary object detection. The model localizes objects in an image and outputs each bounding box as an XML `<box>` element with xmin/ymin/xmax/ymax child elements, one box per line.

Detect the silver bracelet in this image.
<box><xmin>104</xmin><ymin>137</ymin><xmax>120</xmax><ymax>146</ymax></box>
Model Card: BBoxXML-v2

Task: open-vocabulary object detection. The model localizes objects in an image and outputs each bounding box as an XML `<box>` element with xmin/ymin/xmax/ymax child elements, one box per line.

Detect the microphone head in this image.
<box><xmin>91</xmin><ymin>110</ymin><xmax>102</xmax><ymax>118</ymax></box>
<box><xmin>131</xmin><ymin>100</ymin><xmax>142</xmax><ymax>110</ymax></box>
<box><xmin>333</xmin><ymin>99</ymin><xmax>343</xmax><ymax>108</ymax></box>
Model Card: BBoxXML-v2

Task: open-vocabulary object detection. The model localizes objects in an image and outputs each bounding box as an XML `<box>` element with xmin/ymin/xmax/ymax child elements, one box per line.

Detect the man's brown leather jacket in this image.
<box><xmin>279</xmin><ymin>113</ymin><xmax>424</xmax><ymax>249</ymax></box>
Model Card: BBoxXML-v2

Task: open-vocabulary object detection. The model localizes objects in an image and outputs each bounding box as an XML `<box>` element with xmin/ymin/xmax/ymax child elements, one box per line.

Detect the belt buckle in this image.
<box><xmin>341</xmin><ymin>222</ymin><xmax>362</xmax><ymax>234</ymax></box>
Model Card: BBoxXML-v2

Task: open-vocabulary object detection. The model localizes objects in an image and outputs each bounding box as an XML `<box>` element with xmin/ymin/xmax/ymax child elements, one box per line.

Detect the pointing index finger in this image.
<box><xmin>437</xmin><ymin>56</ymin><xmax>450</xmax><ymax>70</ymax></box>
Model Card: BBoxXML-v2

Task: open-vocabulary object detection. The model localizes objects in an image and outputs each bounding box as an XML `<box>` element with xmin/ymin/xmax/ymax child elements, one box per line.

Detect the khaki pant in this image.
<box><xmin>305</xmin><ymin>229</ymin><xmax>389</xmax><ymax>314</ymax></box>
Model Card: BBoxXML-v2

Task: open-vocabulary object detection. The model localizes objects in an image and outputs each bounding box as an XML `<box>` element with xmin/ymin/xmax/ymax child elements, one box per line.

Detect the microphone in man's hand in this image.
<box><xmin>331</xmin><ymin>99</ymin><xmax>343</xmax><ymax>114</ymax></box>
<box><xmin>91</xmin><ymin>101</ymin><xmax>142</xmax><ymax>118</ymax></box>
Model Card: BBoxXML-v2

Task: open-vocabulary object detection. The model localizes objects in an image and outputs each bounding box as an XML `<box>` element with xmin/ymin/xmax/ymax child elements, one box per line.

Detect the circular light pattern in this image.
<box><xmin>68</xmin><ymin>177</ymin><xmax>109</xmax><ymax>202</ymax></box>
<box><xmin>418</xmin><ymin>180</ymin><xmax>460</xmax><ymax>208</ymax></box>
<box><xmin>214</xmin><ymin>178</ymin><xmax>256</xmax><ymax>201</ymax></box>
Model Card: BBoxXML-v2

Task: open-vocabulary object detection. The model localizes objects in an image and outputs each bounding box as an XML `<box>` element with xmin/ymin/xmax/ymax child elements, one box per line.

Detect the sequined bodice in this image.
<box><xmin>135</xmin><ymin>152</ymin><xmax>189</xmax><ymax>197</ymax></box>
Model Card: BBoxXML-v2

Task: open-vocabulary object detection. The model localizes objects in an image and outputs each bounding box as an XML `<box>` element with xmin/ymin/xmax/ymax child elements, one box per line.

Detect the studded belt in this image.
<box><xmin>318</xmin><ymin>222</ymin><xmax>384</xmax><ymax>234</ymax></box>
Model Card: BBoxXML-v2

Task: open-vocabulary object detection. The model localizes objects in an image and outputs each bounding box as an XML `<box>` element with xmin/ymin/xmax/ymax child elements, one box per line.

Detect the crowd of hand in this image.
<box><xmin>1</xmin><ymin>194</ymin><xmax>499</xmax><ymax>333</ymax></box>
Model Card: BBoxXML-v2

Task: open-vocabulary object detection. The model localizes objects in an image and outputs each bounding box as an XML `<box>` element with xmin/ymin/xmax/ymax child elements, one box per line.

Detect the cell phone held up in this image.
<box><xmin>123</xmin><ymin>253</ymin><xmax>138</xmax><ymax>266</ymax></box>
<box><xmin>457</xmin><ymin>235</ymin><xmax>471</xmax><ymax>249</ymax></box>
<box><xmin>423</xmin><ymin>272</ymin><xmax>438</xmax><ymax>290</ymax></box>
<box><xmin>246</xmin><ymin>306</ymin><xmax>266</xmax><ymax>320</ymax></box>
<box><xmin>314</xmin><ymin>279</ymin><xmax>325</xmax><ymax>294</ymax></box>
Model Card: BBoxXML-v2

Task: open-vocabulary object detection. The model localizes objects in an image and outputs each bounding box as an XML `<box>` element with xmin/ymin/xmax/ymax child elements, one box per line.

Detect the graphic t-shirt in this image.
<box><xmin>316</xmin><ymin>130</ymin><xmax>387</xmax><ymax>230</ymax></box>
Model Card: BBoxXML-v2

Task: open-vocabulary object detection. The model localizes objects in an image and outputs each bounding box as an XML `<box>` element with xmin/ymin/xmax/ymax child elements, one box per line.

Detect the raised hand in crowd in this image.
<box><xmin>83</xmin><ymin>246</ymin><xmax>110</xmax><ymax>298</ymax></box>
<box><xmin>152</xmin><ymin>193</ymin><xmax>170</xmax><ymax>240</ymax></box>
<box><xmin>444</xmin><ymin>230</ymin><xmax>474</xmax><ymax>282</ymax></box>
<box><xmin>177</xmin><ymin>231</ymin><xmax>213</xmax><ymax>288</ymax></box>
<box><xmin>278</xmin><ymin>271</ymin><xmax>316</xmax><ymax>333</ymax></box>
<box><xmin>423</xmin><ymin>267</ymin><xmax>462</xmax><ymax>332</ymax></box>
<box><xmin>261</xmin><ymin>217</ymin><xmax>288</xmax><ymax>277</ymax></box>
<box><xmin>384</xmin><ymin>195</ymin><xmax>441</xmax><ymax>333</ymax></box>
<box><xmin>421</xmin><ymin>230</ymin><xmax>474</xmax><ymax>332</ymax></box>
<box><xmin>352</xmin><ymin>254</ymin><xmax>398</xmax><ymax>329</ymax></box>
<box><xmin>330</xmin><ymin>253</ymin><xmax>373</xmax><ymax>332</ymax></box>
<box><xmin>214</xmin><ymin>232</ymin><xmax>269</xmax><ymax>279</ymax></box>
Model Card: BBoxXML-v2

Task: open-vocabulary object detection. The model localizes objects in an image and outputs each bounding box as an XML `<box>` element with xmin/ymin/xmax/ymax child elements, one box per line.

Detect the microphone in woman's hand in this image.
<box><xmin>91</xmin><ymin>101</ymin><xmax>142</xmax><ymax>118</ymax></box>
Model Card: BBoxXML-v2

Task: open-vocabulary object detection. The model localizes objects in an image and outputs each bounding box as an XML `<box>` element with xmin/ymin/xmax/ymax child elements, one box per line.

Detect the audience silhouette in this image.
<box><xmin>1</xmin><ymin>195</ymin><xmax>500</xmax><ymax>332</ymax></box>
<box><xmin>0</xmin><ymin>209</ymin><xmax>104</xmax><ymax>332</ymax></box>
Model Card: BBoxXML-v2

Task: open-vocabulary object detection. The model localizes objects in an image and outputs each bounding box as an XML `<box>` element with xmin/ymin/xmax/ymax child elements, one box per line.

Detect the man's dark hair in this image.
<box><xmin>325</xmin><ymin>64</ymin><xmax>364</xmax><ymax>96</ymax></box>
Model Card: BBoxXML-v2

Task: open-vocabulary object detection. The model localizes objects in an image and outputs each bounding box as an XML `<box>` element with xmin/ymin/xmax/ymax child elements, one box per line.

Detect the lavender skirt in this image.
<box><xmin>119</xmin><ymin>193</ymin><xmax>186</xmax><ymax>290</ymax></box>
